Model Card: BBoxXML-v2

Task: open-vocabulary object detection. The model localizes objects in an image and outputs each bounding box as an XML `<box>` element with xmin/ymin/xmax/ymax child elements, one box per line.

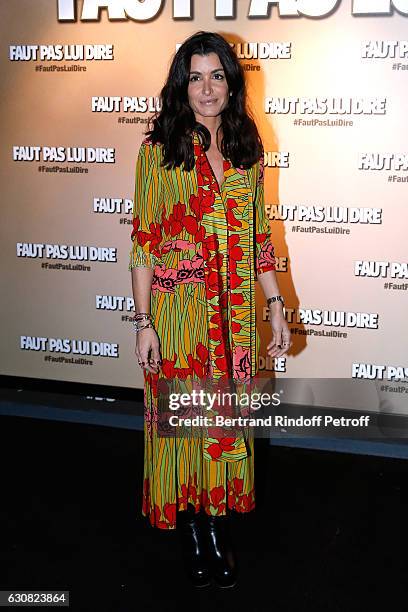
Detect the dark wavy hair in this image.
<box><xmin>146</xmin><ymin>31</ymin><xmax>262</xmax><ymax>171</ymax></box>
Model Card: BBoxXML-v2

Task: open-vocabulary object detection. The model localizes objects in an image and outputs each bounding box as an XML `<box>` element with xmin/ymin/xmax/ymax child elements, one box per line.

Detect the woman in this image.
<box><xmin>129</xmin><ymin>31</ymin><xmax>291</xmax><ymax>588</ymax></box>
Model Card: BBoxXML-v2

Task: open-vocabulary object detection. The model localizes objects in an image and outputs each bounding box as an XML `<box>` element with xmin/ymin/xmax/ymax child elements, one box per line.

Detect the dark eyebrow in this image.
<box><xmin>189</xmin><ymin>68</ymin><xmax>225</xmax><ymax>75</ymax></box>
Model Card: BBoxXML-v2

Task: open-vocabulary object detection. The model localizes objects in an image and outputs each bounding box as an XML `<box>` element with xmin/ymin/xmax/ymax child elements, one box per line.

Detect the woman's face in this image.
<box><xmin>187</xmin><ymin>52</ymin><xmax>229</xmax><ymax>122</ymax></box>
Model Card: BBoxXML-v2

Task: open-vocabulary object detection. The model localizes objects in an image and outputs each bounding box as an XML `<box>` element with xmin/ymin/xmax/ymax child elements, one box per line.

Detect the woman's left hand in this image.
<box><xmin>267</xmin><ymin>304</ymin><xmax>292</xmax><ymax>358</ymax></box>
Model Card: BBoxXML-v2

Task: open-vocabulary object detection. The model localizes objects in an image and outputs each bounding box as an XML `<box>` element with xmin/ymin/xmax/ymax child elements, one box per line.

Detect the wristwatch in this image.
<box><xmin>266</xmin><ymin>295</ymin><xmax>284</xmax><ymax>307</ymax></box>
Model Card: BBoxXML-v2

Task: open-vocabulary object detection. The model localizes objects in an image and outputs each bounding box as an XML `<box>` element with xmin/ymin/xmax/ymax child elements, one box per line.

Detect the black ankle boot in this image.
<box><xmin>204</xmin><ymin>514</ymin><xmax>237</xmax><ymax>588</ymax></box>
<box><xmin>178</xmin><ymin>506</ymin><xmax>211</xmax><ymax>588</ymax></box>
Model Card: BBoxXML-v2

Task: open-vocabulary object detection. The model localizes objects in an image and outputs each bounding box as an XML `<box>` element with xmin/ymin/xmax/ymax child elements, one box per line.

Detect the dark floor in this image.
<box><xmin>1</xmin><ymin>414</ymin><xmax>408</xmax><ymax>611</ymax></box>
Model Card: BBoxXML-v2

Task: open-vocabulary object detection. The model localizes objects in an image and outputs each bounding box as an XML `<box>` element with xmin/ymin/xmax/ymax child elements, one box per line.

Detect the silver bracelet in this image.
<box><xmin>133</xmin><ymin>321</ymin><xmax>154</xmax><ymax>334</ymax></box>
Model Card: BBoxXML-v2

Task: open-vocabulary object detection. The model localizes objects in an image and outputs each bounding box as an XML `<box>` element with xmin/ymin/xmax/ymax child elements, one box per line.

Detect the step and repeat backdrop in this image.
<box><xmin>1</xmin><ymin>0</ymin><xmax>407</xmax><ymax>417</ymax></box>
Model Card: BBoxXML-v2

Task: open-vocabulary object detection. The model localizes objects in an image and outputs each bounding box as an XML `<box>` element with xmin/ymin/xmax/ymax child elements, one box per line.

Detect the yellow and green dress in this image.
<box><xmin>128</xmin><ymin>132</ymin><xmax>276</xmax><ymax>529</ymax></box>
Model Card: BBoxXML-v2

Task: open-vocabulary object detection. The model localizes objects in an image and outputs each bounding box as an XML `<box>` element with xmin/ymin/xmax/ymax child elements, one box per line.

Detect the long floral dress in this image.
<box><xmin>128</xmin><ymin>132</ymin><xmax>276</xmax><ymax>529</ymax></box>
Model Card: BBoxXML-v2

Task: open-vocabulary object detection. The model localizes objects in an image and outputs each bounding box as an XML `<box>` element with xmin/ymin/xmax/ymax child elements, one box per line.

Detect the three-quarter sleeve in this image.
<box><xmin>254</xmin><ymin>153</ymin><xmax>277</xmax><ymax>278</ymax></box>
<box><xmin>128</xmin><ymin>140</ymin><xmax>163</xmax><ymax>271</ymax></box>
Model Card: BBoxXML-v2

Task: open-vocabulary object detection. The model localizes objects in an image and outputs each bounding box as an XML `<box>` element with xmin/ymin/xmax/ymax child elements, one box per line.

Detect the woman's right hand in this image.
<box><xmin>135</xmin><ymin>327</ymin><xmax>162</xmax><ymax>374</ymax></box>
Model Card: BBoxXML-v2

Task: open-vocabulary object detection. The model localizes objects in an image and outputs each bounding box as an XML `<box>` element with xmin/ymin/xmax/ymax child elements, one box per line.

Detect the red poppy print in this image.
<box><xmin>189</xmin><ymin>188</ymin><xmax>215</xmax><ymax>222</ymax></box>
<box><xmin>135</xmin><ymin>219</ymin><xmax>162</xmax><ymax>257</ymax></box>
<box><xmin>163</xmin><ymin>503</ymin><xmax>177</xmax><ymax>528</ymax></box>
<box><xmin>167</xmin><ymin>202</ymin><xmax>186</xmax><ymax>237</ymax></box>
<box><xmin>210</xmin><ymin>485</ymin><xmax>225</xmax><ymax>509</ymax></box>
<box><xmin>206</xmin><ymin>438</ymin><xmax>236</xmax><ymax>460</ymax></box>
<box><xmin>227</xmin><ymin>234</ymin><xmax>243</xmax><ymax>273</ymax></box>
